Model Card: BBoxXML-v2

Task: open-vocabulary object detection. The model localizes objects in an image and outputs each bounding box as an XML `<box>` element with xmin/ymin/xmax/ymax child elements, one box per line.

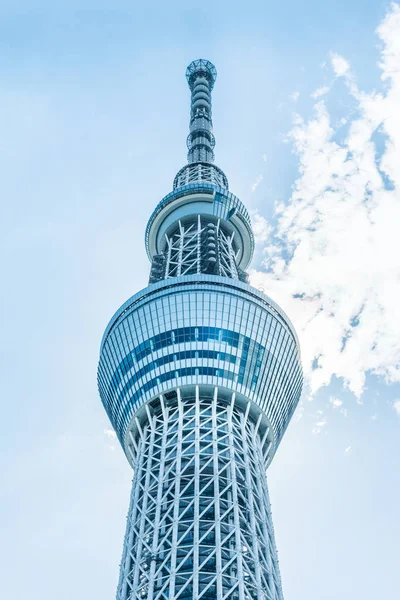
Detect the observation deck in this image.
<box><xmin>98</xmin><ymin>275</ymin><xmax>302</xmax><ymax>468</ymax></box>
<box><xmin>145</xmin><ymin>183</ymin><xmax>254</xmax><ymax>271</ymax></box>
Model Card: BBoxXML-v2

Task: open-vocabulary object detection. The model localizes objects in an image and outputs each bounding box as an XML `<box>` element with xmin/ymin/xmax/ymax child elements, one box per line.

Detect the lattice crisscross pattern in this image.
<box><xmin>117</xmin><ymin>387</ymin><xmax>283</xmax><ymax>600</ymax></box>
<box><xmin>149</xmin><ymin>216</ymin><xmax>243</xmax><ymax>284</ymax></box>
<box><xmin>173</xmin><ymin>163</ymin><xmax>229</xmax><ymax>190</ymax></box>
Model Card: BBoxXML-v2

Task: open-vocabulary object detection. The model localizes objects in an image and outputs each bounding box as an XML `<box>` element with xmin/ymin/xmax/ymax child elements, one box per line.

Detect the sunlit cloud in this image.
<box><xmin>330</xmin><ymin>52</ymin><xmax>350</xmax><ymax>77</ymax></box>
<box><xmin>251</xmin><ymin>2</ymin><xmax>400</xmax><ymax>400</ymax></box>
<box><xmin>251</xmin><ymin>212</ymin><xmax>271</xmax><ymax>244</ymax></box>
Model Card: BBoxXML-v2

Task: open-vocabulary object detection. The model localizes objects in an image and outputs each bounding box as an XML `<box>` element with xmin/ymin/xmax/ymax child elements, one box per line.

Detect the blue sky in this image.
<box><xmin>1</xmin><ymin>2</ymin><xmax>399</xmax><ymax>599</ymax></box>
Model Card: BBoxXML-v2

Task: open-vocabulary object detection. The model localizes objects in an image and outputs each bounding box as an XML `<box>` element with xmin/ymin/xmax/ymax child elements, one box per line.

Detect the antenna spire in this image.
<box><xmin>186</xmin><ymin>59</ymin><xmax>217</xmax><ymax>164</ymax></box>
<box><xmin>173</xmin><ymin>59</ymin><xmax>228</xmax><ymax>190</ymax></box>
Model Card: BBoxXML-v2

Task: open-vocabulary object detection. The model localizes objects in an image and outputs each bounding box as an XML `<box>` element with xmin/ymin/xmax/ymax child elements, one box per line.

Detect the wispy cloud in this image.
<box><xmin>251</xmin><ymin>174</ymin><xmax>263</xmax><ymax>192</ymax></box>
<box><xmin>393</xmin><ymin>400</ymin><xmax>400</xmax><ymax>415</ymax></box>
<box><xmin>251</xmin><ymin>3</ymin><xmax>400</xmax><ymax>399</ymax></box>
<box><xmin>312</xmin><ymin>418</ymin><xmax>327</xmax><ymax>435</ymax></box>
<box><xmin>104</xmin><ymin>428</ymin><xmax>117</xmax><ymax>439</ymax></box>
<box><xmin>311</xmin><ymin>85</ymin><xmax>330</xmax><ymax>98</ymax></box>
<box><xmin>289</xmin><ymin>91</ymin><xmax>300</xmax><ymax>102</ymax></box>
<box><xmin>312</xmin><ymin>410</ymin><xmax>328</xmax><ymax>434</ymax></box>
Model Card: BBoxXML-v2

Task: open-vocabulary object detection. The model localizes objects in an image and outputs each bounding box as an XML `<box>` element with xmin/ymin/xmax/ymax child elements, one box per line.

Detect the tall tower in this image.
<box><xmin>98</xmin><ymin>59</ymin><xmax>303</xmax><ymax>600</ymax></box>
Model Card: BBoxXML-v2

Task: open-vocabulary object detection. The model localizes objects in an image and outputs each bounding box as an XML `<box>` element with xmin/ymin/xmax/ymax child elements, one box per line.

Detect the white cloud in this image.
<box><xmin>312</xmin><ymin>413</ymin><xmax>328</xmax><ymax>434</ymax></box>
<box><xmin>345</xmin><ymin>446</ymin><xmax>352</xmax><ymax>454</ymax></box>
<box><xmin>330</xmin><ymin>397</ymin><xmax>343</xmax><ymax>408</ymax></box>
<box><xmin>262</xmin><ymin>153</ymin><xmax>268</xmax><ymax>162</ymax></box>
<box><xmin>393</xmin><ymin>400</ymin><xmax>400</xmax><ymax>415</ymax></box>
<box><xmin>104</xmin><ymin>428</ymin><xmax>117</xmax><ymax>439</ymax></box>
<box><xmin>252</xmin><ymin>211</ymin><xmax>271</xmax><ymax>244</ymax></box>
<box><xmin>311</xmin><ymin>86</ymin><xmax>330</xmax><ymax>98</ymax></box>
<box><xmin>290</xmin><ymin>91</ymin><xmax>300</xmax><ymax>102</ymax></box>
<box><xmin>251</xmin><ymin>174</ymin><xmax>263</xmax><ymax>192</ymax></box>
<box><xmin>330</xmin><ymin>52</ymin><xmax>350</xmax><ymax>77</ymax></box>
<box><xmin>251</xmin><ymin>3</ymin><xmax>400</xmax><ymax>399</ymax></box>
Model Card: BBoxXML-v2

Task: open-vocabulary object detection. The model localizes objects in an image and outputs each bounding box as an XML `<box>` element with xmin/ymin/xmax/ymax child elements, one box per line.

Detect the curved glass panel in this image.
<box><xmin>98</xmin><ymin>278</ymin><xmax>302</xmax><ymax>456</ymax></box>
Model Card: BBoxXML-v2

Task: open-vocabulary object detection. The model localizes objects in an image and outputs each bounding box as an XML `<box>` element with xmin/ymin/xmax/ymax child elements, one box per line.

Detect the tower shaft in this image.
<box><xmin>117</xmin><ymin>390</ymin><xmax>283</xmax><ymax>600</ymax></box>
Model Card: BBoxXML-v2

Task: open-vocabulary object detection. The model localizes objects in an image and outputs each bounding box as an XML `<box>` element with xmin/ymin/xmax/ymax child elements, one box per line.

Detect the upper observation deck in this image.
<box><xmin>145</xmin><ymin>183</ymin><xmax>254</xmax><ymax>271</ymax></box>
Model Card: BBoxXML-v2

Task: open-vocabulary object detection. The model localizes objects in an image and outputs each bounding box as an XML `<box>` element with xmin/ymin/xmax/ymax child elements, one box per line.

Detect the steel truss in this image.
<box><xmin>173</xmin><ymin>163</ymin><xmax>229</xmax><ymax>190</ymax></box>
<box><xmin>117</xmin><ymin>387</ymin><xmax>283</xmax><ymax>600</ymax></box>
<box><xmin>163</xmin><ymin>217</ymin><xmax>238</xmax><ymax>280</ymax></box>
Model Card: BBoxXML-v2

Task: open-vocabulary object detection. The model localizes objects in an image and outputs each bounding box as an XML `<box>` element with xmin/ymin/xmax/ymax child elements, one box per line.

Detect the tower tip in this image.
<box><xmin>186</xmin><ymin>59</ymin><xmax>217</xmax><ymax>91</ymax></box>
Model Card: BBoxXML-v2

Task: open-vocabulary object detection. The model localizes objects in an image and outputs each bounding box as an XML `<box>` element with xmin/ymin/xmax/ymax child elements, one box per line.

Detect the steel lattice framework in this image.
<box><xmin>117</xmin><ymin>388</ymin><xmax>283</xmax><ymax>600</ymax></box>
<box><xmin>160</xmin><ymin>217</ymin><xmax>239</xmax><ymax>280</ymax></box>
<box><xmin>173</xmin><ymin>163</ymin><xmax>229</xmax><ymax>191</ymax></box>
<box><xmin>98</xmin><ymin>59</ymin><xmax>303</xmax><ymax>600</ymax></box>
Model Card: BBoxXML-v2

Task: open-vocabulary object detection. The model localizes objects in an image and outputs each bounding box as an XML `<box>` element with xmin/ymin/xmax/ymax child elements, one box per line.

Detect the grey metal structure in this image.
<box><xmin>98</xmin><ymin>59</ymin><xmax>303</xmax><ymax>600</ymax></box>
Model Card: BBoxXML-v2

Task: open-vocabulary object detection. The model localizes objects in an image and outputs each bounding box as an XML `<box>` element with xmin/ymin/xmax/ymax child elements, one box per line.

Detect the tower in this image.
<box><xmin>98</xmin><ymin>59</ymin><xmax>303</xmax><ymax>600</ymax></box>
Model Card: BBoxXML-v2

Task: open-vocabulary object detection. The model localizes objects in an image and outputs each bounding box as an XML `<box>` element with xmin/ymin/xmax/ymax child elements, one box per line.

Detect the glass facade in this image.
<box><xmin>98</xmin><ymin>274</ymin><xmax>302</xmax><ymax>463</ymax></box>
